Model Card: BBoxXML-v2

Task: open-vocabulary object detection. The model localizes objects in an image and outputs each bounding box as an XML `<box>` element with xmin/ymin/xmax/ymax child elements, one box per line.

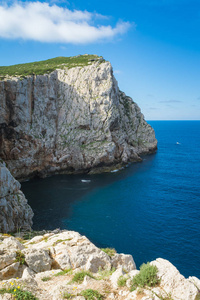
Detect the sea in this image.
<box><xmin>21</xmin><ymin>121</ymin><xmax>200</xmax><ymax>278</ymax></box>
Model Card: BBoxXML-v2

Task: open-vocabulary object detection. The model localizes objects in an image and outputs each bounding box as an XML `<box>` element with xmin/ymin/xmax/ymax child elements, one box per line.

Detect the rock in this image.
<box><xmin>111</xmin><ymin>253</ymin><xmax>136</xmax><ymax>272</ymax></box>
<box><xmin>0</xmin><ymin>236</ymin><xmax>25</xmax><ymax>251</ymax></box>
<box><xmin>22</xmin><ymin>266</ymin><xmax>36</xmax><ymax>279</ymax></box>
<box><xmin>0</xmin><ymin>250</ymin><xmax>16</xmax><ymax>270</ymax></box>
<box><xmin>0</xmin><ymin>294</ymin><xmax>13</xmax><ymax>300</ymax></box>
<box><xmin>0</xmin><ymin>262</ymin><xmax>20</xmax><ymax>280</ymax></box>
<box><xmin>0</xmin><ymin>55</ymin><xmax>157</xmax><ymax>180</ymax></box>
<box><xmin>151</xmin><ymin>258</ymin><xmax>200</xmax><ymax>300</ymax></box>
<box><xmin>69</xmin><ymin>240</ymin><xmax>111</xmax><ymax>271</ymax></box>
<box><xmin>110</xmin><ymin>266</ymin><xmax>125</xmax><ymax>288</ymax></box>
<box><xmin>0</xmin><ymin>162</ymin><xmax>33</xmax><ymax>233</ymax></box>
<box><xmin>22</xmin><ymin>248</ymin><xmax>52</xmax><ymax>273</ymax></box>
<box><xmin>85</xmin><ymin>254</ymin><xmax>111</xmax><ymax>273</ymax></box>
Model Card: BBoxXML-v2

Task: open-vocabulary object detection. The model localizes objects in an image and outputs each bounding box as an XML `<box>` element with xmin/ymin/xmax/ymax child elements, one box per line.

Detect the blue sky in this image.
<box><xmin>0</xmin><ymin>0</ymin><xmax>199</xmax><ymax>120</ymax></box>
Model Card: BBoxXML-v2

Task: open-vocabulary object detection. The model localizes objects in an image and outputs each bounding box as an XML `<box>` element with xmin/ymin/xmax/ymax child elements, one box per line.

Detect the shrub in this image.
<box><xmin>131</xmin><ymin>262</ymin><xmax>160</xmax><ymax>291</ymax></box>
<box><xmin>100</xmin><ymin>248</ymin><xmax>116</xmax><ymax>258</ymax></box>
<box><xmin>97</xmin><ymin>267</ymin><xmax>115</xmax><ymax>280</ymax></box>
<box><xmin>80</xmin><ymin>289</ymin><xmax>103</xmax><ymax>300</ymax></box>
<box><xmin>15</xmin><ymin>251</ymin><xmax>25</xmax><ymax>265</ymax></box>
<box><xmin>41</xmin><ymin>277</ymin><xmax>51</xmax><ymax>281</ymax></box>
<box><xmin>117</xmin><ymin>275</ymin><xmax>127</xmax><ymax>287</ymax></box>
<box><xmin>71</xmin><ymin>271</ymin><xmax>95</xmax><ymax>284</ymax></box>
<box><xmin>54</xmin><ymin>269</ymin><xmax>72</xmax><ymax>276</ymax></box>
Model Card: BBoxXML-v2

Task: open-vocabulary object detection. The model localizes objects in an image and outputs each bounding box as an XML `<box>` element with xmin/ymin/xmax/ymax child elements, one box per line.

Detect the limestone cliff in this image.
<box><xmin>0</xmin><ymin>55</ymin><xmax>157</xmax><ymax>179</ymax></box>
<box><xmin>0</xmin><ymin>161</ymin><xmax>33</xmax><ymax>232</ymax></box>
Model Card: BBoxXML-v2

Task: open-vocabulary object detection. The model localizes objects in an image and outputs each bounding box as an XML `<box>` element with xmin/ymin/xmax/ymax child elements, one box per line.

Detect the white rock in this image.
<box><xmin>0</xmin><ymin>250</ymin><xmax>16</xmax><ymax>270</ymax></box>
<box><xmin>111</xmin><ymin>253</ymin><xmax>136</xmax><ymax>272</ymax></box>
<box><xmin>151</xmin><ymin>258</ymin><xmax>199</xmax><ymax>300</ymax></box>
<box><xmin>0</xmin><ymin>237</ymin><xmax>25</xmax><ymax>251</ymax></box>
<box><xmin>22</xmin><ymin>248</ymin><xmax>52</xmax><ymax>273</ymax></box>
<box><xmin>110</xmin><ymin>266</ymin><xmax>125</xmax><ymax>288</ymax></box>
<box><xmin>22</xmin><ymin>266</ymin><xmax>36</xmax><ymax>279</ymax></box>
<box><xmin>0</xmin><ymin>262</ymin><xmax>20</xmax><ymax>280</ymax></box>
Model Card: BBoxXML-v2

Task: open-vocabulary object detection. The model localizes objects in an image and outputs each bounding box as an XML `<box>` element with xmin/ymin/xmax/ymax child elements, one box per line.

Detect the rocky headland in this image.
<box><xmin>0</xmin><ymin>55</ymin><xmax>157</xmax><ymax>180</ymax></box>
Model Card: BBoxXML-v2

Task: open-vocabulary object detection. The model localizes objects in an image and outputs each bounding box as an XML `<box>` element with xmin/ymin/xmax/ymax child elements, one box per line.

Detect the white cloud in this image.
<box><xmin>0</xmin><ymin>1</ymin><xmax>131</xmax><ymax>44</ymax></box>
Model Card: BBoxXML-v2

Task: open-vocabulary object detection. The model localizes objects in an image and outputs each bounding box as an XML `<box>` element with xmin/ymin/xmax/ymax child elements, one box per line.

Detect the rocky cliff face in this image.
<box><xmin>0</xmin><ymin>56</ymin><xmax>157</xmax><ymax>179</ymax></box>
<box><xmin>0</xmin><ymin>161</ymin><xmax>33</xmax><ymax>232</ymax></box>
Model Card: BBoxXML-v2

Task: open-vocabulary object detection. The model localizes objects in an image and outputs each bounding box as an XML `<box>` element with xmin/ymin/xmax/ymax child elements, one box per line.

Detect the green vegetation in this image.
<box><xmin>117</xmin><ymin>275</ymin><xmax>127</xmax><ymax>287</ymax></box>
<box><xmin>0</xmin><ymin>55</ymin><xmax>105</xmax><ymax>79</ymax></box>
<box><xmin>97</xmin><ymin>267</ymin><xmax>115</xmax><ymax>280</ymax></box>
<box><xmin>41</xmin><ymin>276</ymin><xmax>51</xmax><ymax>281</ymax></box>
<box><xmin>70</xmin><ymin>271</ymin><xmax>96</xmax><ymax>284</ymax></box>
<box><xmin>100</xmin><ymin>248</ymin><xmax>116</xmax><ymax>258</ymax></box>
<box><xmin>63</xmin><ymin>291</ymin><xmax>74</xmax><ymax>299</ymax></box>
<box><xmin>54</xmin><ymin>269</ymin><xmax>72</xmax><ymax>276</ymax></box>
<box><xmin>80</xmin><ymin>289</ymin><xmax>103</xmax><ymax>300</ymax></box>
<box><xmin>131</xmin><ymin>262</ymin><xmax>160</xmax><ymax>291</ymax></box>
<box><xmin>15</xmin><ymin>250</ymin><xmax>26</xmax><ymax>265</ymax></box>
<box><xmin>0</xmin><ymin>287</ymin><xmax>37</xmax><ymax>300</ymax></box>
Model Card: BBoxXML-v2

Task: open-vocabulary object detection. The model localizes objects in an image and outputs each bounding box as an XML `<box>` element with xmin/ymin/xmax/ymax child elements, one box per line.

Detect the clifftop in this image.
<box><xmin>0</xmin><ymin>55</ymin><xmax>105</xmax><ymax>80</ymax></box>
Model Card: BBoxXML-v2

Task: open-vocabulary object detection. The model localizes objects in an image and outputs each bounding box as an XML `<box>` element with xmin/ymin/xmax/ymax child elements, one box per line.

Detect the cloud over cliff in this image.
<box><xmin>0</xmin><ymin>1</ymin><xmax>131</xmax><ymax>44</ymax></box>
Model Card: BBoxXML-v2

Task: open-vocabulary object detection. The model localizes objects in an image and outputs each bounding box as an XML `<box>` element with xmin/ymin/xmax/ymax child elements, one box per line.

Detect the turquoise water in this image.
<box><xmin>21</xmin><ymin>121</ymin><xmax>200</xmax><ymax>278</ymax></box>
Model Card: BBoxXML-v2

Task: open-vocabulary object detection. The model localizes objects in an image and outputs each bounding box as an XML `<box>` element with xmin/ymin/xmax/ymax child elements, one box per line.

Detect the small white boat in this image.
<box><xmin>176</xmin><ymin>142</ymin><xmax>181</xmax><ymax>145</ymax></box>
<box><xmin>81</xmin><ymin>179</ymin><xmax>91</xmax><ymax>183</ymax></box>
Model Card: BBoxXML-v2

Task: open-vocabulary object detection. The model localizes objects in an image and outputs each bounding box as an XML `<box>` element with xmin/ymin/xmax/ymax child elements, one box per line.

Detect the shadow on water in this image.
<box><xmin>21</xmin><ymin>153</ymin><xmax>156</xmax><ymax>231</ymax></box>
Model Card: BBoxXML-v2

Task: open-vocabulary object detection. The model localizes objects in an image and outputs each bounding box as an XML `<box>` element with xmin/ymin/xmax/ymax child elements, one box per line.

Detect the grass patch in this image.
<box><xmin>100</xmin><ymin>248</ymin><xmax>116</xmax><ymax>258</ymax></box>
<box><xmin>0</xmin><ymin>287</ymin><xmax>37</xmax><ymax>299</ymax></box>
<box><xmin>54</xmin><ymin>269</ymin><xmax>72</xmax><ymax>276</ymax></box>
<box><xmin>41</xmin><ymin>276</ymin><xmax>51</xmax><ymax>282</ymax></box>
<box><xmin>0</xmin><ymin>55</ymin><xmax>105</xmax><ymax>79</ymax></box>
<box><xmin>97</xmin><ymin>267</ymin><xmax>115</xmax><ymax>280</ymax></box>
<box><xmin>63</xmin><ymin>291</ymin><xmax>75</xmax><ymax>299</ymax></box>
<box><xmin>130</xmin><ymin>262</ymin><xmax>160</xmax><ymax>291</ymax></box>
<box><xmin>15</xmin><ymin>250</ymin><xmax>26</xmax><ymax>265</ymax></box>
<box><xmin>80</xmin><ymin>289</ymin><xmax>103</xmax><ymax>300</ymax></box>
<box><xmin>53</xmin><ymin>238</ymin><xmax>72</xmax><ymax>246</ymax></box>
<box><xmin>70</xmin><ymin>271</ymin><xmax>96</xmax><ymax>284</ymax></box>
<box><xmin>117</xmin><ymin>276</ymin><xmax>127</xmax><ymax>287</ymax></box>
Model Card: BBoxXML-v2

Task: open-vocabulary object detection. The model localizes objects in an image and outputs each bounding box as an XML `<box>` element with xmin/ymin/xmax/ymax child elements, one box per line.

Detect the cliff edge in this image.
<box><xmin>0</xmin><ymin>55</ymin><xmax>157</xmax><ymax>180</ymax></box>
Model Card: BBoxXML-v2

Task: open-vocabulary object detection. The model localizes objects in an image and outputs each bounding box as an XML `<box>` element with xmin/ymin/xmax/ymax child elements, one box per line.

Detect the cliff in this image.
<box><xmin>0</xmin><ymin>161</ymin><xmax>33</xmax><ymax>233</ymax></box>
<box><xmin>0</xmin><ymin>55</ymin><xmax>157</xmax><ymax>180</ymax></box>
<box><xmin>0</xmin><ymin>230</ymin><xmax>199</xmax><ymax>300</ymax></box>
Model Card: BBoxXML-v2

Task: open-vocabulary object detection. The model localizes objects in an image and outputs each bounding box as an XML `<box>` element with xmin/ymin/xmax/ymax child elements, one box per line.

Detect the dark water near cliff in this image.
<box><xmin>21</xmin><ymin>121</ymin><xmax>200</xmax><ymax>278</ymax></box>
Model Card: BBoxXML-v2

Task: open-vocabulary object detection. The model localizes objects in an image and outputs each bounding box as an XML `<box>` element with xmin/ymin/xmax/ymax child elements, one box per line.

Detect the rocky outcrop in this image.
<box><xmin>0</xmin><ymin>230</ymin><xmax>199</xmax><ymax>300</ymax></box>
<box><xmin>0</xmin><ymin>55</ymin><xmax>157</xmax><ymax>180</ymax></box>
<box><xmin>0</xmin><ymin>161</ymin><xmax>33</xmax><ymax>233</ymax></box>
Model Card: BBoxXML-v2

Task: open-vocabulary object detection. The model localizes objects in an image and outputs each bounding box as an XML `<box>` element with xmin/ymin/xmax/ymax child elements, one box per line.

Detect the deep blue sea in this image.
<box><xmin>21</xmin><ymin>121</ymin><xmax>200</xmax><ymax>278</ymax></box>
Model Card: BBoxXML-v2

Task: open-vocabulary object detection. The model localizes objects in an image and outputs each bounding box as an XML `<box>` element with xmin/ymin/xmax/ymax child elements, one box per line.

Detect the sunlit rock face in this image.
<box><xmin>0</xmin><ymin>57</ymin><xmax>157</xmax><ymax>180</ymax></box>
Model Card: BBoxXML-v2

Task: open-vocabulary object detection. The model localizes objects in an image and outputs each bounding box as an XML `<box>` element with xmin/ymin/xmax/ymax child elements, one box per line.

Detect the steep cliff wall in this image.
<box><xmin>0</xmin><ymin>56</ymin><xmax>157</xmax><ymax>179</ymax></box>
<box><xmin>0</xmin><ymin>161</ymin><xmax>33</xmax><ymax>232</ymax></box>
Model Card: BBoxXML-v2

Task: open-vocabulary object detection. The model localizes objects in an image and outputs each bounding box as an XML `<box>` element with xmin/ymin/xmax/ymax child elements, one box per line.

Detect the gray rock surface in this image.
<box><xmin>0</xmin><ymin>231</ymin><xmax>199</xmax><ymax>300</ymax></box>
<box><xmin>0</xmin><ymin>56</ymin><xmax>157</xmax><ymax>179</ymax></box>
<box><xmin>0</xmin><ymin>161</ymin><xmax>33</xmax><ymax>233</ymax></box>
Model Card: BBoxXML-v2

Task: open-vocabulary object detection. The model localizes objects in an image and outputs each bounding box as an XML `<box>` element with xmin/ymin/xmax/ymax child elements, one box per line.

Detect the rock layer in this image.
<box><xmin>0</xmin><ymin>161</ymin><xmax>33</xmax><ymax>232</ymax></box>
<box><xmin>0</xmin><ymin>56</ymin><xmax>157</xmax><ymax>179</ymax></box>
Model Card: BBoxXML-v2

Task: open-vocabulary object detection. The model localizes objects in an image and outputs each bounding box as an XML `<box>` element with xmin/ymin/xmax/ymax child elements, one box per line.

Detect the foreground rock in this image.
<box><xmin>0</xmin><ymin>55</ymin><xmax>157</xmax><ymax>180</ymax></box>
<box><xmin>0</xmin><ymin>161</ymin><xmax>33</xmax><ymax>233</ymax></box>
<box><xmin>0</xmin><ymin>230</ymin><xmax>199</xmax><ymax>300</ymax></box>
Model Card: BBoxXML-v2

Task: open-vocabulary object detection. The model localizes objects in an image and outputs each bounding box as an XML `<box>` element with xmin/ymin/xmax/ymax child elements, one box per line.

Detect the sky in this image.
<box><xmin>0</xmin><ymin>0</ymin><xmax>200</xmax><ymax>120</ymax></box>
